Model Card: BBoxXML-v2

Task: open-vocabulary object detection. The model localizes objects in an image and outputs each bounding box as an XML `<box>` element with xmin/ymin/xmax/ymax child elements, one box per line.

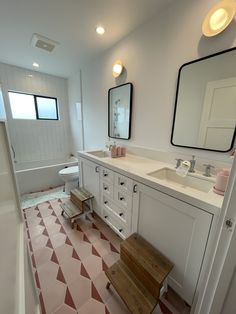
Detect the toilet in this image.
<box><xmin>58</xmin><ymin>166</ymin><xmax>79</xmax><ymax>194</ymax></box>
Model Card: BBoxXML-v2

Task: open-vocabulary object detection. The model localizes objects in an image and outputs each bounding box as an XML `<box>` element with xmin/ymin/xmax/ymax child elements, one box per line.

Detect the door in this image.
<box><xmin>79</xmin><ymin>158</ymin><xmax>101</xmax><ymax>216</ymax></box>
<box><xmin>197</xmin><ymin>77</ymin><xmax>236</xmax><ymax>150</ymax></box>
<box><xmin>132</xmin><ymin>182</ymin><xmax>213</xmax><ymax>305</ymax></box>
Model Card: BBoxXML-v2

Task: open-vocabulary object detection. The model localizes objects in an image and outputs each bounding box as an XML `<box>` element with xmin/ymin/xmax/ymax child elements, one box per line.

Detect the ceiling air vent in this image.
<box><xmin>31</xmin><ymin>33</ymin><xmax>59</xmax><ymax>52</ymax></box>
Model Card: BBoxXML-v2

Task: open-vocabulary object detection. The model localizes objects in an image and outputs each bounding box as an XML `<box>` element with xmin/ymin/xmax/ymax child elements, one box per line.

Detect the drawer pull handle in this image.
<box><xmin>119</xmin><ymin>197</ymin><xmax>124</xmax><ymax>201</ymax></box>
<box><xmin>120</xmin><ymin>182</ymin><xmax>125</xmax><ymax>186</ymax></box>
<box><xmin>104</xmin><ymin>201</ymin><xmax>108</xmax><ymax>205</ymax></box>
<box><xmin>119</xmin><ymin>228</ymin><xmax>123</xmax><ymax>233</ymax></box>
<box><xmin>119</xmin><ymin>213</ymin><xmax>123</xmax><ymax>217</ymax></box>
<box><xmin>104</xmin><ymin>187</ymin><xmax>108</xmax><ymax>190</ymax></box>
<box><xmin>103</xmin><ymin>173</ymin><xmax>108</xmax><ymax>177</ymax></box>
<box><xmin>95</xmin><ymin>166</ymin><xmax>99</xmax><ymax>173</ymax></box>
<box><xmin>133</xmin><ymin>184</ymin><xmax>138</xmax><ymax>193</ymax></box>
<box><xmin>105</xmin><ymin>215</ymin><xmax>108</xmax><ymax>219</ymax></box>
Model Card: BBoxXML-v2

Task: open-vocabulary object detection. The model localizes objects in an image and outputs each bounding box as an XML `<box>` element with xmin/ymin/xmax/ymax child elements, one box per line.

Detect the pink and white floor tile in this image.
<box><xmin>23</xmin><ymin>198</ymin><xmax>190</xmax><ymax>314</ymax></box>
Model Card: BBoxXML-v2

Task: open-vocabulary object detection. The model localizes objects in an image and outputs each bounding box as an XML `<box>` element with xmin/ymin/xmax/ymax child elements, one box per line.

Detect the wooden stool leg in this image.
<box><xmin>106</xmin><ymin>282</ymin><xmax>111</xmax><ymax>289</ymax></box>
<box><xmin>61</xmin><ymin>209</ymin><xmax>64</xmax><ymax>216</ymax></box>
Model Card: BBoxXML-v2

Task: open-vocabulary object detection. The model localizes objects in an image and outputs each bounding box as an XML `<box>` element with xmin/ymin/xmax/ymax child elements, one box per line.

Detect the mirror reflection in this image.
<box><xmin>171</xmin><ymin>48</ymin><xmax>236</xmax><ymax>152</ymax></box>
<box><xmin>108</xmin><ymin>83</ymin><xmax>133</xmax><ymax>140</ymax></box>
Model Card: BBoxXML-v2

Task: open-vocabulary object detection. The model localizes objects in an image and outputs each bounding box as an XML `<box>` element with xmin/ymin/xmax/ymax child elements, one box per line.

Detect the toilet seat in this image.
<box><xmin>59</xmin><ymin>166</ymin><xmax>79</xmax><ymax>176</ymax></box>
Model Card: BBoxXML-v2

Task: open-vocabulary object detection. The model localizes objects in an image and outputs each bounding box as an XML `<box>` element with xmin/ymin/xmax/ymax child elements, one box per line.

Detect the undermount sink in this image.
<box><xmin>87</xmin><ymin>150</ymin><xmax>110</xmax><ymax>158</ymax></box>
<box><xmin>147</xmin><ymin>167</ymin><xmax>215</xmax><ymax>193</ymax></box>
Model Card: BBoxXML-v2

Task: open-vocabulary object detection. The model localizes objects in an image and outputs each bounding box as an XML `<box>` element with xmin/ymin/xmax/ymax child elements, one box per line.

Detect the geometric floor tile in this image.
<box><xmin>23</xmin><ymin>196</ymin><xmax>190</xmax><ymax>314</ymax></box>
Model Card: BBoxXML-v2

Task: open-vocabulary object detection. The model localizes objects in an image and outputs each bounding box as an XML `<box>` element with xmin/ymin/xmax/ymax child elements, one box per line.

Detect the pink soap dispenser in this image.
<box><xmin>213</xmin><ymin>168</ymin><xmax>230</xmax><ymax>196</ymax></box>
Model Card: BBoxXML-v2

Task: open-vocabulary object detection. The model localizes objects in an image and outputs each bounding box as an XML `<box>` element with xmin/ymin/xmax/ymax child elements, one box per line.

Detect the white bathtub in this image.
<box><xmin>15</xmin><ymin>157</ymin><xmax>78</xmax><ymax>195</ymax></box>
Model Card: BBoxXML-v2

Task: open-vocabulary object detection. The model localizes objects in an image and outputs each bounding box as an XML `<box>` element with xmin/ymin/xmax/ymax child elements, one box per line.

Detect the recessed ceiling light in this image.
<box><xmin>33</xmin><ymin>62</ymin><xmax>39</xmax><ymax>68</ymax></box>
<box><xmin>96</xmin><ymin>26</ymin><xmax>105</xmax><ymax>35</ymax></box>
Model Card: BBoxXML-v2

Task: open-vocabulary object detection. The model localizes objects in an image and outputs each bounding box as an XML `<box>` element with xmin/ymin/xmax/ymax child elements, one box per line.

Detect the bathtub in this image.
<box><xmin>15</xmin><ymin>157</ymin><xmax>78</xmax><ymax>195</ymax></box>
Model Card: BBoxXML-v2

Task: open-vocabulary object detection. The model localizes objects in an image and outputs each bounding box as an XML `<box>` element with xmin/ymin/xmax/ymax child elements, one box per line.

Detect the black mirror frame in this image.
<box><xmin>171</xmin><ymin>46</ymin><xmax>236</xmax><ymax>153</ymax></box>
<box><xmin>108</xmin><ymin>82</ymin><xmax>133</xmax><ymax>140</ymax></box>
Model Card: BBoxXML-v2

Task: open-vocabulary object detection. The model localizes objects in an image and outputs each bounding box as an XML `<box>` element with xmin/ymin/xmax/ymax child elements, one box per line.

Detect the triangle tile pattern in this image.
<box><xmin>91</xmin><ymin>282</ymin><xmax>103</xmax><ymax>303</ymax></box>
<box><xmin>72</xmin><ymin>249</ymin><xmax>80</xmax><ymax>260</ymax></box>
<box><xmin>23</xmin><ymin>195</ymin><xmax>180</xmax><ymax>314</ymax></box>
<box><xmin>110</xmin><ymin>243</ymin><xmax>119</xmax><ymax>253</ymax></box>
<box><xmin>51</xmin><ymin>251</ymin><xmax>59</xmax><ymax>264</ymax></box>
<box><xmin>92</xmin><ymin>246</ymin><xmax>101</xmax><ymax>257</ymax></box>
<box><xmin>65</xmin><ymin>287</ymin><xmax>76</xmax><ymax>310</ymax></box>
<box><xmin>100</xmin><ymin>232</ymin><xmax>108</xmax><ymax>241</ymax></box>
<box><xmin>80</xmin><ymin>263</ymin><xmax>91</xmax><ymax>279</ymax></box>
<box><xmin>83</xmin><ymin>234</ymin><xmax>90</xmax><ymax>243</ymax></box>
<box><xmin>57</xmin><ymin>267</ymin><xmax>66</xmax><ymax>284</ymax></box>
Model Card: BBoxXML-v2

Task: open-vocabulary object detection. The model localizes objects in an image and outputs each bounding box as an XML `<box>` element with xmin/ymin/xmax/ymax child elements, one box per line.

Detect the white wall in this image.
<box><xmin>80</xmin><ymin>0</ymin><xmax>236</xmax><ymax>162</ymax></box>
<box><xmin>0</xmin><ymin>62</ymin><xmax>72</xmax><ymax>167</ymax></box>
<box><xmin>67</xmin><ymin>70</ymin><xmax>84</xmax><ymax>155</ymax></box>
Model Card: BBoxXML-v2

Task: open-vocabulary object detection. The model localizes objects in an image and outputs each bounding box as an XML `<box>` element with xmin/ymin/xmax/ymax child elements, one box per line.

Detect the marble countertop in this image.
<box><xmin>78</xmin><ymin>151</ymin><xmax>224</xmax><ymax>215</ymax></box>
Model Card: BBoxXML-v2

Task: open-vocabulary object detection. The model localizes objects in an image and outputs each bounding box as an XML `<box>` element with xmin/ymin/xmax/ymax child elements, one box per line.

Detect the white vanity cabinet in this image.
<box><xmin>100</xmin><ymin>167</ymin><xmax>133</xmax><ymax>239</ymax></box>
<box><xmin>78</xmin><ymin>153</ymin><xmax>217</xmax><ymax>306</ymax></box>
<box><xmin>79</xmin><ymin>158</ymin><xmax>101</xmax><ymax>216</ymax></box>
<box><xmin>132</xmin><ymin>181</ymin><xmax>213</xmax><ymax>305</ymax></box>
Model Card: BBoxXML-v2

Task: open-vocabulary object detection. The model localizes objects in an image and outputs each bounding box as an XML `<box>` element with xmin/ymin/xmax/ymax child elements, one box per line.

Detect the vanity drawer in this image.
<box><xmin>103</xmin><ymin>208</ymin><xmax>128</xmax><ymax>239</ymax></box>
<box><xmin>100</xmin><ymin>167</ymin><xmax>114</xmax><ymax>183</ymax></box>
<box><xmin>114</xmin><ymin>173</ymin><xmax>133</xmax><ymax>192</ymax></box>
<box><xmin>114</xmin><ymin>187</ymin><xmax>132</xmax><ymax>211</ymax></box>
<box><xmin>100</xmin><ymin>180</ymin><xmax>113</xmax><ymax>198</ymax></box>
<box><xmin>102</xmin><ymin>195</ymin><xmax>131</xmax><ymax>225</ymax></box>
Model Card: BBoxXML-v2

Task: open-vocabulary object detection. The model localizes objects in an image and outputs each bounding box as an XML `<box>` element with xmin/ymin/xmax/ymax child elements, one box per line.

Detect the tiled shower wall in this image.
<box><xmin>0</xmin><ymin>62</ymin><xmax>72</xmax><ymax>166</ymax></box>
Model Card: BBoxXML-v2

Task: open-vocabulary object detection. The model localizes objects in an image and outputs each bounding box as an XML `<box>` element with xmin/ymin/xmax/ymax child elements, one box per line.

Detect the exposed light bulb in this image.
<box><xmin>96</xmin><ymin>26</ymin><xmax>105</xmax><ymax>35</ymax></box>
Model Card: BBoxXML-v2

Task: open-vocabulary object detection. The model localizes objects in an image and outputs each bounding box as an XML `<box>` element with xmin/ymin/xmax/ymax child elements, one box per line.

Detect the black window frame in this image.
<box><xmin>8</xmin><ymin>91</ymin><xmax>59</xmax><ymax>121</ymax></box>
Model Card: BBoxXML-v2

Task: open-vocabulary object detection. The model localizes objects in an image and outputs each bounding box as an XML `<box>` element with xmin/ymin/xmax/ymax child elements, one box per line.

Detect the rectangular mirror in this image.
<box><xmin>171</xmin><ymin>47</ymin><xmax>236</xmax><ymax>152</ymax></box>
<box><xmin>108</xmin><ymin>82</ymin><xmax>133</xmax><ymax>140</ymax></box>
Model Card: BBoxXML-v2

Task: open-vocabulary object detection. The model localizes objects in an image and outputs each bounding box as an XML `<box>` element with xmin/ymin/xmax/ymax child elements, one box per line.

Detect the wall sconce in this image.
<box><xmin>202</xmin><ymin>0</ymin><xmax>236</xmax><ymax>37</ymax></box>
<box><xmin>112</xmin><ymin>60</ymin><xmax>124</xmax><ymax>78</ymax></box>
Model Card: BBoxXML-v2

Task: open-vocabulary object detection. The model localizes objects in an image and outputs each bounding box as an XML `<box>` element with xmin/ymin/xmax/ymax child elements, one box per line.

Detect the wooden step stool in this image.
<box><xmin>105</xmin><ymin>233</ymin><xmax>174</xmax><ymax>314</ymax></box>
<box><xmin>61</xmin><ymin>187</ymin><xmax>94</xmax><ymax>228</ymax></box>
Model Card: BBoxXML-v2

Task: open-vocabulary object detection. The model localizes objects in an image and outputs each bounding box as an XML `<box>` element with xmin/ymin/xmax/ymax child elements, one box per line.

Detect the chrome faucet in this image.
<box><xmin>189</xmin><ymin>155</ymin><xmax>196</xmax><ymax>173</ymax></box>
<box><xmin>203</xmin><ymin>164</ymin><xmax>215</xmax><ymax>177</ymax></box>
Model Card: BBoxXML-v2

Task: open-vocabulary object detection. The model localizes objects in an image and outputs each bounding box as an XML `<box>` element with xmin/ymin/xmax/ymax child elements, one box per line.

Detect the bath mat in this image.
<box><xmin>21</xmin><ymin>186</ymin><xmax>68</xmax><ymax>209</ymax></box>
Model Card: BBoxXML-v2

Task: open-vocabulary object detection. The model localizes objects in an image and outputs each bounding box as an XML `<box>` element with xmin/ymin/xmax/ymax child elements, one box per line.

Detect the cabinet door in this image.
<box><xmin>79</xmin><ymin>158</ymin><xmax>101</xmax><ymax>216</ymax></box>
<box><xmin>132</xmin><ymin>182</ymin><xmax>213</xmax><ymax>305</ymax></box>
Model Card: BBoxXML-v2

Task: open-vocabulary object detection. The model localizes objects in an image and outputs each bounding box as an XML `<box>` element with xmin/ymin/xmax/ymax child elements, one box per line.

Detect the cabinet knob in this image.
<box><xmin>120</xmin><ymin>182</ymin><xmax>125</xmax><ymax>186</ymax></box>
<box><xmin>104</xmin><ymin>215</ymin><xmax>108</xmax><ymax>219</ymax></box>
<box><xmin>95</xmin><ymin>166</ymin><xmax>99</xmax><ymax>173</ymax></box>
<box><xmin>133</xmin><ymin>184</ymin><xmax>138</xmax><ymax>193</ymax></box>
<box><xmin>104</xmin><ymin>187</ymin><xmax>108</xmax><ymax>190</ymax></box>
<box><xmin>103</xmin><ymin>173</ymin><xmax>108</xmax><ymax>177</ymax></box>
<box><xmin>104</xmin><ymin>201</ymin><xmax>108</xmax><ymax>205</ymax></box>
<box><xmin>119</xmin><ymin>228</ymin><xmax>123</xmax><ymax>233</ymax></box>
<box><xmin>119</xmin><ymin>197</ymin><xmax>124</xmax><ymax>201</ymax></box>
<box><xmin>119</xmin><ymin>213</ymin><xmax>123</xmax><ymax>217</ymax></box>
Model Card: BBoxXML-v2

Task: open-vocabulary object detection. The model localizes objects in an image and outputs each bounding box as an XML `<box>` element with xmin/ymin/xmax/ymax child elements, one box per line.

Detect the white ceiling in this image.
<box><xmin>0</xmin><ymin>0</ymin><xmax>171</xmax><ymax>78</ymax></box>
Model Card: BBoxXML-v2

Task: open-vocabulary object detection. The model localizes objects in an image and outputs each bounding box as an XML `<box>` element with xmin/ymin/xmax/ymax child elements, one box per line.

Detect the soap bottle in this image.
<box><xmin>176</xmin><ymin>160</ymin><xmax>191</xmax><ymax>177</ymax></box>
<box><xmin>213</xmin><ymin>168</ymin><xmax>230</xmax><ymax>195</ymax></box>
<box><xmin>117</xmin><ymin>146</ymin><xmax>122</xmax><ymax>157</ymax></box>
<box><xmin>111</xmin><ymin>142</ymin><xmax>117</xmax><ymax>158</ymax></box>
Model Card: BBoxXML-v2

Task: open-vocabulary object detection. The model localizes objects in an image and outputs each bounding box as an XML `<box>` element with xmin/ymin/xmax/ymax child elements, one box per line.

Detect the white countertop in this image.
<box><xmin>78</xmin><ymin>151</ymin><xmax>223</xmax><ymax>215</ymax></box>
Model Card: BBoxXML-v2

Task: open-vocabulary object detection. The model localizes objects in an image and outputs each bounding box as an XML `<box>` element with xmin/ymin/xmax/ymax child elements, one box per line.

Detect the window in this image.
<box><xmin>8</xmin><ymin>91</ymin><xmax>59</xmax><ymax>120</ymax></box>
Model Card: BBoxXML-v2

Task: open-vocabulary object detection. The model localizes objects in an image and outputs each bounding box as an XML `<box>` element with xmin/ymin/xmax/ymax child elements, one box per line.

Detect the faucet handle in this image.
<box><xmin>203</xmin><ymin>164</ymin><xmax>215</xmax><ymax>177</ymax></box>
<box><xmin>175</xmin><ymin>158</ymin><xmax>183</xmax><ymax>168</ymax></box>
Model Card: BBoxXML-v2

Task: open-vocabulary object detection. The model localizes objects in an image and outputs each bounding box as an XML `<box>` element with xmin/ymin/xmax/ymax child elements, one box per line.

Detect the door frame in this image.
<box><xmin>194</xmin><ymin>154</ymin><xmax>236</xmax><ymax>313</ymax></box>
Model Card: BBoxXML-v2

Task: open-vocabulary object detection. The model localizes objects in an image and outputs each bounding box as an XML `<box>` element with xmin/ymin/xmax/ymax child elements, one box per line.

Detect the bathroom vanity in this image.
<box><xmin>78</xmin><ymin>150</ymin><xmax>223</xmax><ymax>306</ymax></box>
